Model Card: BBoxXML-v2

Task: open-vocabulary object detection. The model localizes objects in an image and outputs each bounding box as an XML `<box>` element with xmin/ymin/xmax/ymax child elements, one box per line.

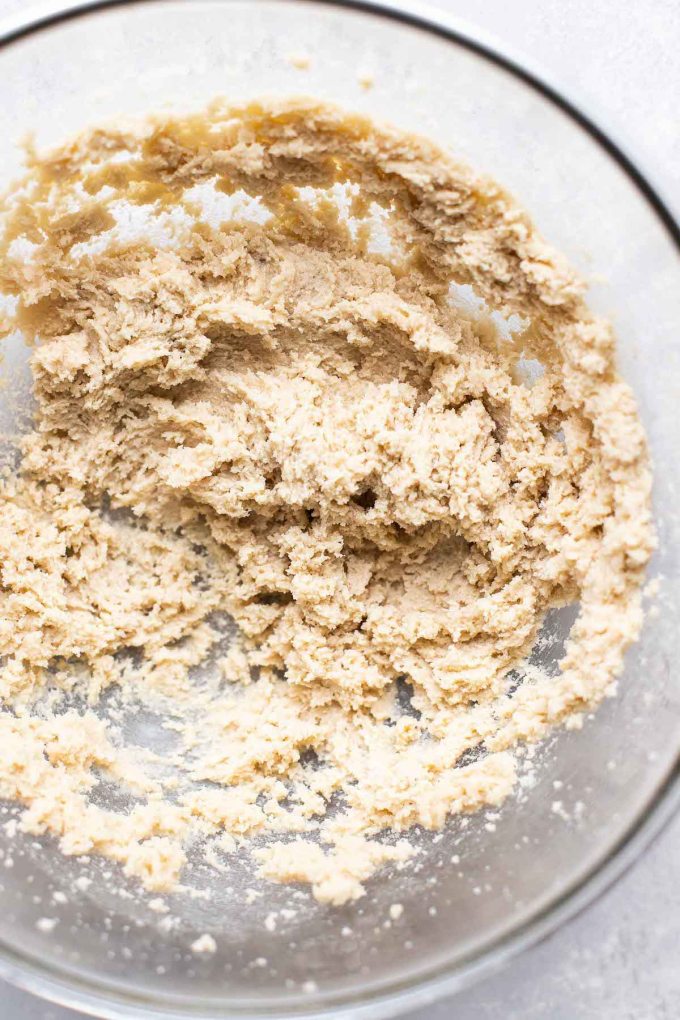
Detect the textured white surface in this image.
<box><xmin>0</xmin><ymin>0</ymin><xmax>678</xmax><ymax>1017</ymax></box>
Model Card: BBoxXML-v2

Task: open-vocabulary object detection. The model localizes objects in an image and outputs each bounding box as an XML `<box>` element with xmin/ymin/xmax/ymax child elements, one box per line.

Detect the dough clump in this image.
<box><xmin>0</xmin><ymin>100</ymin><xmax>653</xmax><ymax>904</ymax></box>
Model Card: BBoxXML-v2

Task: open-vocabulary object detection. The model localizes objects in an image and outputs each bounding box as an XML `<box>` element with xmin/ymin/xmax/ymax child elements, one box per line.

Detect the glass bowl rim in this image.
<box><xmin>0</xmin><ymin>1</ymin><xmax>678</xmax><ymax>1017</ymax></box>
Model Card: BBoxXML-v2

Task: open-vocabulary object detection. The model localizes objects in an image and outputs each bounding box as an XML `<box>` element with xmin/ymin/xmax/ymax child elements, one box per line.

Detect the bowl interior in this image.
<box><xmin>0</xmin><ymin>2</ymin><xmax>679</xmax><ymax>1017</ymax></box>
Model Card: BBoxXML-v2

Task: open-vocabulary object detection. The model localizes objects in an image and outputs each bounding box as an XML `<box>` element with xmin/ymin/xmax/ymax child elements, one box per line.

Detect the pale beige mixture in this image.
<box><xmin>0</xmin><ymin>100</ymin><xmax>653</xmax><ymax>905</ymax></box>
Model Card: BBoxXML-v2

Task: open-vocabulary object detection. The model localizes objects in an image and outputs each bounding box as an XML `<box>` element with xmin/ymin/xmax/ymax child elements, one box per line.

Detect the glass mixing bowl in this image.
<box><xmin>0</xmin><ymin>1</ymin><xmax>678</xmax><ymax>1017</ymax></box>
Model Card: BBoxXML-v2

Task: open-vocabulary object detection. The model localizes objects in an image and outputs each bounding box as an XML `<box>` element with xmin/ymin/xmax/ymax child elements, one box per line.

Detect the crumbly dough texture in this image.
<box><xmin>0</xmin><ymin>100</ymin><xmax>653</xmax><ymax>905</ymax></box>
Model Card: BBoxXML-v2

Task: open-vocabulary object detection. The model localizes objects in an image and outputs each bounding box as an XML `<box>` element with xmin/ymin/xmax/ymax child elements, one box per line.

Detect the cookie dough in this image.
<box><xmin>0</xmin><ymin>100</ymin><xmax>653</xmax><ymax>905</ymax></box>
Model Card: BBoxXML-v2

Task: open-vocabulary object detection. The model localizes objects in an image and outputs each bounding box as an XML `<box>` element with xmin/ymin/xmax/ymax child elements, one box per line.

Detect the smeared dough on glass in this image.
<box><xmin>0</xmin><ymin>100</ymin><xmax>653</xmax><ymax>905</ymax></box>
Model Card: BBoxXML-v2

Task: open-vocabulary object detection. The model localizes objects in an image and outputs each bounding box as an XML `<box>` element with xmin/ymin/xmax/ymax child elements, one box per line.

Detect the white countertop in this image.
<box><xmin>0</xmin><ymin>0</ymin><xmax>678</xmax><ymax>1017</ymax></box>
